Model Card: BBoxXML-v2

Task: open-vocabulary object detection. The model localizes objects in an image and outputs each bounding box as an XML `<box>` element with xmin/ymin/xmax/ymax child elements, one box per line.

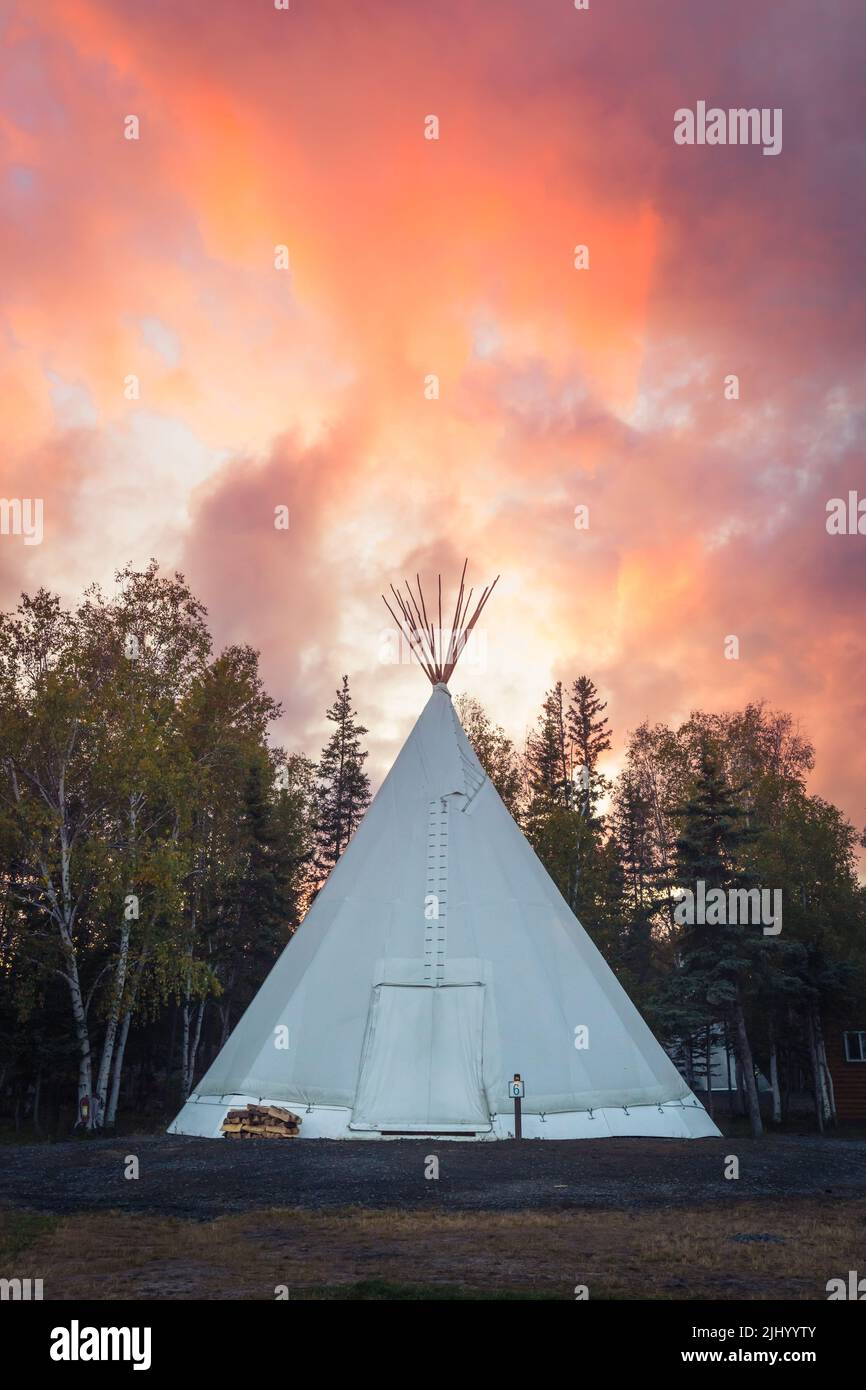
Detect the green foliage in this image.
<box><xmin>524</xmin><ymin>681</ymin><xmax>572</xmax><ymax>819</ymax></box>
<box><xmin>653</xmin><ymin>748</ymin><xmax>758</xmax><ymax>1035</ymax></box>
<box><xmin>2</xmin><ymin>581</ymin><xmax>863</xmax><ymax>1137</ymax></box>
<box><xmin>567</xmin><ymin>676</ymin><xmax>612</xmax><ymax>818</ymax></box>
<box><xmin>0</xmin><ymin>564</ymin><xmax>315</xmax><ymax>1131</ymax></box>
<box><xmin>453</xmin><ymin>694</ymin><xmax>523</xmax><ymax>815</ymax></box>
<box><xmin>315</xmin><ymin>676</ymin><xmax>371</xmax><ymax>873</ymax></box>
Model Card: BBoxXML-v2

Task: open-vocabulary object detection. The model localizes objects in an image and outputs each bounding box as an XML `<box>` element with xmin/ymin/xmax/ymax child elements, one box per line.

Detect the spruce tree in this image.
<box><xmin>316</xmin><ymin>676</ymin><xmax>371</xmax><ymax>873</ymax></box>
<box><xmin>611</xmin><ymin>770</ymin><xmax>666</xmax><ymax>988</ymax></box>
<box><xmin>238</xmin><ymin>758</ymin><xmax>294</xmax><ymax>951</ymax></box>
<box><xmin>667</xmin><ymin>746</ymin><xmax>764</xmax><ymax>1136</ymax></box>
<box><xmin>216</xmin><ymin>757</ymin><xmax>295</xmax><ymax>1026</ymax></box>
<box><xmin>524</xmin><ymin>681</ymin><xmax>618</xmax><ymax>955</ymax></box>
<box><xmin>567</xmin><ymin>676</ymin><xmax>612</xmax><ymax>818</ymax></box>
<box><xmin>524</xmin><ymin>682</ymin><xmax>571</xmax><ymax>820</ymax></box>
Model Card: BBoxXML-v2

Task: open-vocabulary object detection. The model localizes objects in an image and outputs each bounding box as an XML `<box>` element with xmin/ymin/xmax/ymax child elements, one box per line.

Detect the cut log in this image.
<box><xmin>221</xmin><ymin>1103</ymin><xmax>301</xmax><ymax>1138</ymax></box>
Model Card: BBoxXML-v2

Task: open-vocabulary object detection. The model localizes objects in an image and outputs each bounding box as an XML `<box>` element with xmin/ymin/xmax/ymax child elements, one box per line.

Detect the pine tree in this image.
<box><xmin>667</xmin><ymin>746</ymin><xmax>764</xmax><ymax>1136</ymax></box>
<box><xmin>238</xmin><ymin>758</ymin><xmax>294</xmax><ymax>951</ymax></box>
<box><xmin>206</xmin><ymin>753</ymin><xmax>315</xmax><ymax>1055</ymax></box>
<box><xmin>316</xmin><ymin>676</ymin><xmax>371</xmax><ymax>873</ymax></box>
<box><xmin>523</xmin><ymin>681</ymin><xmax>618</xmax><ymax>955</ymax></box>
<box><xmin>271</xmin><ymin>754</ymin><xmax>317</xmax><ymax>926</ymax></box>
<box><xmin>567</xmin><ymin>676</ymin><xmax>612</xmax><ymax>818</ymax></box>
<box><xmin>524</xmin><ymin>682</ymin><xmax>571</xmax><ymax>820</ymax></box>
<box><xmin>611</xmin><ymin>770</ymin><xmax>666</xmax><ymax>988</ymax></box>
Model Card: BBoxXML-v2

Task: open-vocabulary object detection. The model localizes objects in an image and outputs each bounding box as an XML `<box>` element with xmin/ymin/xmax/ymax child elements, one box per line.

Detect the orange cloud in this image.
<box><xmin>1</xmin><ymin>0</ymin><xmax>865</xmax><ymax>845</ymax></box>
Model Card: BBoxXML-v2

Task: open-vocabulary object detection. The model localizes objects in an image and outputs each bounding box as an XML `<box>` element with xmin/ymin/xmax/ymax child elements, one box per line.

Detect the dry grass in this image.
<box><xmin>2</xmin><ymin>1200</ymin><xmax>862</xmax><ymax>1300</ymax></box>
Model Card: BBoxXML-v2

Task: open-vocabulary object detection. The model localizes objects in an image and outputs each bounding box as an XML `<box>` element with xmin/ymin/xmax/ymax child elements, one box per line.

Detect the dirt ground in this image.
<box><xmin>2</xmin><ymin>1134</ymin><xmax>864</xmax><ymax>1299</ymax></box>
<box><xmin>2</xmin><ymin>1198</ymin><xmax>864</xmax><ymax>1301</ymax></box>
<box><xmin>1</xmin><ymin>1132</ymin><xmax>865</xmax><ymax>1218</ymax></box>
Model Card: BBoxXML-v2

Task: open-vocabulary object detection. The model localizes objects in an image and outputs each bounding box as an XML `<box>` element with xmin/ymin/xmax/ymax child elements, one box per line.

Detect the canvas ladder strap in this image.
<box><xmin>423</xmin><ymin>797</ymin><xmax>449</xmax><ymax>985</ymax></box>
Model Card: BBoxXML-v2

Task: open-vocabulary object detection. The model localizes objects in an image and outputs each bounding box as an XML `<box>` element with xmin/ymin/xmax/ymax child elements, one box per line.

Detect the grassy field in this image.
<box><xmin>2</xmin><ymin>1198</ymin><xmax>862</xmax><ymax>1300</ymax></box>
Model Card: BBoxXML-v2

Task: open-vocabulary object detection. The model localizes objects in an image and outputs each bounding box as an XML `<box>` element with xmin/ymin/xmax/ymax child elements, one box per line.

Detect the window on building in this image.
<box><xmin>843</xmin><ymin>1031</ymin><xmax>866</xmax><ymax>1062</ymax></box>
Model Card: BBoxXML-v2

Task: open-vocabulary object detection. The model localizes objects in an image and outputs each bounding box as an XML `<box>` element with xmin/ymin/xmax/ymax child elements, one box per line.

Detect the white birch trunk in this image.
<box><xmin>94</xmin><ymin>914</ymin><xmax>132</xmax><ymax>1124</ymax></box>
<box><xmin>186</xmin><ymin>997</ymin><xmax>206</xmax><ymax>1098</ymax></box>
<box><xmin>768</xmin><ymin>1024</ymin><xmax>782</xmax><ymax>1125</ymax></box>
<box><xmin>704</xmin><ymin>1026</ymin><xmax>714</xmax><ymax>1118</ymax></box>
<box><xmin>95</xmin><ymin>796</ymin><xmax>142</xmax><ymax>1124</ymax></box>
<box><xmin>806</xmin><ymin>1008</ymin><xmax>827</xmax><ymax>1132</ymax></box>
<box><xmin>733</xmin><ymin>998</ymin><xmax>763</xmax><ymax>1137</ymax></box>
<box><xmin>815</xmin><ymin>1013</ymin><xmax>837</xmax><ymax>1122</ymax></box>
<box><xmin>769</xmin><ymin>1044</ymin><xmax>782</xmax><ymax>1124</ymax></box>
<box><xmin>181</xmin><ymin>987</ymin><xmax>192</xmax><ymax>1099</ymax></box>
<box><xmin>63</xmin><ymin>923</ymin><xmax>94</xmax><ymax>1124</ymax></box>
<box><xmin>57</xmin><ymin>757</ymin><xmax>95</xmax><ymax>1128</ymax></box>
<box><xmin>106</xmin><ymin>1005</ymin><xmax>133</xmax><ymax>1130</ymax></box>
<box><xmin>106</xmin><ymin>947</ymin><xmax>149</xmax><ymax>1128</ymax></box>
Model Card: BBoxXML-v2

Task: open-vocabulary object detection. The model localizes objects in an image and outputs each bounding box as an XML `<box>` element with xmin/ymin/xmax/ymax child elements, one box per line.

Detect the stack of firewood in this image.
<box><xmin>220</xmin><ymin>1103</ymin><xmax>302</xmax><ymax>1139</ymax></box>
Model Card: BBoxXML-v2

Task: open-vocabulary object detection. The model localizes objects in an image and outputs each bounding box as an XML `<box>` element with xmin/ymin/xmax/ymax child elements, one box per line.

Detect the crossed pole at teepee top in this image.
<box><xmin>382</xmin><ymin>559</ymin><xmax>499</xmax><ymax>685</ymax></box>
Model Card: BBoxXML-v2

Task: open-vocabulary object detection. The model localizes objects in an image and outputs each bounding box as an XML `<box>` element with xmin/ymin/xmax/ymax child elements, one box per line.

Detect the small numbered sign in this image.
<box><xmin>508</xmin><ymin>1077</ymin><xmax>524</xmax><ymax>1099</ymax></box>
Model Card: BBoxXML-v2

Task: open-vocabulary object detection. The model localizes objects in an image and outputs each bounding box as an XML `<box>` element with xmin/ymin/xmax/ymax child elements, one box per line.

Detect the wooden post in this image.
<box><xmin>510</xmin><ymin>1072</ymin><xmax>523</xmax><ymax>1139</ymax></box>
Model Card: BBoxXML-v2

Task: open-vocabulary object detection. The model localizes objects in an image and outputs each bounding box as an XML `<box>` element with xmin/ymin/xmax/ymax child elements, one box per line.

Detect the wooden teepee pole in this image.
<box><xmin>382</xmin><ymin>562</ymin><xmax>498</xmax><ymax>686</ymax></box>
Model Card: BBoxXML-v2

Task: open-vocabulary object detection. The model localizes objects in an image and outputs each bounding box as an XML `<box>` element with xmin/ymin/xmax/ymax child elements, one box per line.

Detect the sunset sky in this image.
<box><xmin>2</xmin><ymin>1</ymin><xmax>864</xmax><ymax>831</ymax></box>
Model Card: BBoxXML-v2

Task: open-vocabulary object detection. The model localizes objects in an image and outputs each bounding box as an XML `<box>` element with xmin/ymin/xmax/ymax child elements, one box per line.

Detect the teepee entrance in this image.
<box><xmin>350</xmin><ymin>983</ymin><xmax>490</xmax><ymax>1133</ymax></box>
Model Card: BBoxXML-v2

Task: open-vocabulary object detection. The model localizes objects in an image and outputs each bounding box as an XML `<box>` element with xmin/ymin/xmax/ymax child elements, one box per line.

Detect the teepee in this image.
<box><xmin>170</xmin><ymin>566</ymin><xmax>719</xmax><ymax>1140</ymax></box>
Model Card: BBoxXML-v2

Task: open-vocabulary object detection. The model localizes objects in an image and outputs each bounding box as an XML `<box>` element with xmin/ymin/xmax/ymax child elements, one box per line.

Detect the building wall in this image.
<box><xmin>825</xmin><ymin>1022</ymin><xmax>866</xmax><ymax>1121</ymax></box>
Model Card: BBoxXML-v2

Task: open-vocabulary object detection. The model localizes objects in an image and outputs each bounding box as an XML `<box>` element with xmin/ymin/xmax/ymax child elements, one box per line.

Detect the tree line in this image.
<box><xmin>0</xmin><ymin>565</ymin><xmax>369</xmax><ymax>1134</ymax></box>
<box><xmin>1</xmin><ymin>565</ymin><xmax>863</xmax><ymax>1138</ymax></box>
<box><xmin>461</xmin><ymin>682</ymin><xmax>866</xmax><ymax>1137</ymax></box>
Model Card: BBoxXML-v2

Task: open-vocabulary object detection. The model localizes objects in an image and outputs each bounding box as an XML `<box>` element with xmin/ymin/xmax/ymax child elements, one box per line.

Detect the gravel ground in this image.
<box><xmin>1</xmin><ymin>1133</ymin><xmax>865</xmax><ymax>1219</ymax></box>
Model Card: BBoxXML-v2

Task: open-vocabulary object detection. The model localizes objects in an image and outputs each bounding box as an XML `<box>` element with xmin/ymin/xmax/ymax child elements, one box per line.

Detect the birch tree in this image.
<box><xmin>0</xmin><ymin>590</ymin><xmax>109</xmax><ymax>1123</ymax></box>
<box><xmin>0</xmin><ymin>566</ymin><xmax>208</xmax><ymax>1128</ymax></box>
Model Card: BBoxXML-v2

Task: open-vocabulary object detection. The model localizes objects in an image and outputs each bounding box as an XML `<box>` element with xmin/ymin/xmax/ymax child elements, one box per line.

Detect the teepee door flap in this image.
<box><xmin>350</xmin><ymin>983</ymin><xmax>490</xmax><ymax>1131</ymax></box>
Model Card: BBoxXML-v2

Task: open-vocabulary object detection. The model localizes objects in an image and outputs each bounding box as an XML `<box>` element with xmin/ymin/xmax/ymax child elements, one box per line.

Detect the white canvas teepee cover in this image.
<box><xmin>171</xmin><ymin>683</ymin><xmax>718</xmax><ymax>1140</ymax></box>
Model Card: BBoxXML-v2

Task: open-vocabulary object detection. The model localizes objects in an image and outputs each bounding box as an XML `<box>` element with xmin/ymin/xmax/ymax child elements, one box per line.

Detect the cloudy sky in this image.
<box><xmin>2</xmin><ymin>0</ymin><xmax>864</xmax><ymax>825</ymax></box>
